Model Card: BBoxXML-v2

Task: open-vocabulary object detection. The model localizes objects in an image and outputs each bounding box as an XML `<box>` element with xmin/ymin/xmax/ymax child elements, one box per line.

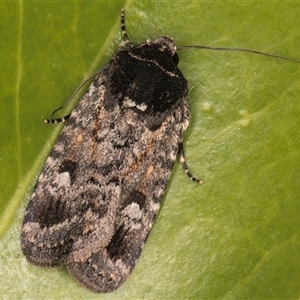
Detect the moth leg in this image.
<box><xmin>120</xmin><ymin>9</ymin><xmax>129</xmax><ymax>41</ymax></box>
<box><xmin>178</xmin><ymin>142</ymin><xmax>203</xmax><ymax>184</ymax></box>
<box><xmin>44</xmin><ymin>114</ymin><xmax>71</xmax><ymax>124</ymax></box>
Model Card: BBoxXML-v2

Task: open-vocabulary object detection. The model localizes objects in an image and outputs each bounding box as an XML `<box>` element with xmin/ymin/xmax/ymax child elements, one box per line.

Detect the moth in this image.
<box><xmin>21</xmin><ymin>9</ymin><xmax>299</xmax><ymax>293</ymax></box>
<box><xmin>21</xmin><ymin>9</ymin><xmax>201</xmax><ymax>292</ymax></box>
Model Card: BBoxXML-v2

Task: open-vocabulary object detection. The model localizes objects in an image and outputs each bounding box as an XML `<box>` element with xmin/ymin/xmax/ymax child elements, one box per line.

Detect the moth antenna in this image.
<box><xmin>44</xmin><ymin>68</ymin><xmax>103</xmax><ymax>123</ymax></box>
<box><xmin>121</xmin><ymin>9</ymin><xmax>129</xmax><ymax>41</ymax></box>
<box><xmin>178</xmin><ymin>45</ymin><xmax>300</xmax><ymax>64</ymax></box>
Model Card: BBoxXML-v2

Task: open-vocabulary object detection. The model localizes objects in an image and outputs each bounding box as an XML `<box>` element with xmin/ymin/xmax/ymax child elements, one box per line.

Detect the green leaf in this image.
<box><xmin>1</xmin><ymin>2</ymin><xmax>300</xmax><ymax>299</ymax></box>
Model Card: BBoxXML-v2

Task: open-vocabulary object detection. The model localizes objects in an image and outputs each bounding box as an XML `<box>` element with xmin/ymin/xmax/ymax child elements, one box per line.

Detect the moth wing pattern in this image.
<box><xmin>21</xmin><ymin>13</ymin><xmax>191</xmax><ymax>292</ymax></box>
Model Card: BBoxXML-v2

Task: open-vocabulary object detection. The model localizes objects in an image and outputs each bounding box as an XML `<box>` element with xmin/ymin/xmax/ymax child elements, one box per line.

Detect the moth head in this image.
<box><xmin>145</xmin><ymin>36</ymin><xmax>179</xmax><ymax>65</ymax></box>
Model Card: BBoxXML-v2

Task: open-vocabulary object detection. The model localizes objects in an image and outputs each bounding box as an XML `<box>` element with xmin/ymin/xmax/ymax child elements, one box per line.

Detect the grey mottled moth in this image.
<box><xmin>21</xmin><ymin>9</ymin><xmax>300</xmax><ymax>293</ymax></box>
